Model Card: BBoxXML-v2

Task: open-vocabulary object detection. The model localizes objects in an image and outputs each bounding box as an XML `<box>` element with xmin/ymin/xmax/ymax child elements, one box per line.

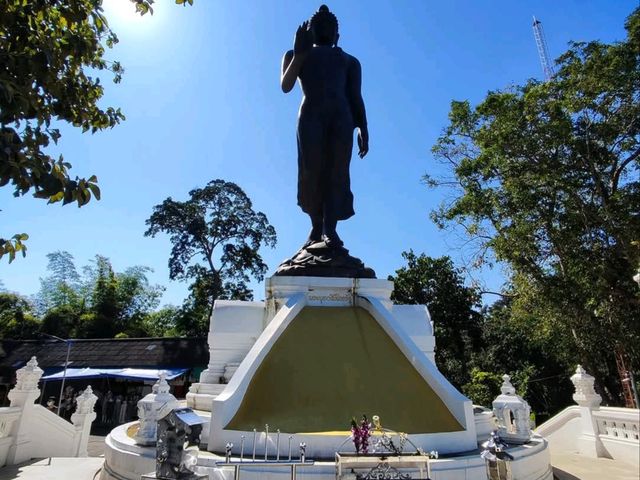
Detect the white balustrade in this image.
<box><xmin>0</xmin><ymin>408</ymin><xmax>20</xmax><ymax>439</ymax></box>
<box><xmin>537</xmin><ymin>365</ymin><xmax>639</xmax><ymax>467</ymax></box>
<box><xmin>0</xmin><ymin>357</ymin><xmax>98</xmax><ymax>467</ymax></box>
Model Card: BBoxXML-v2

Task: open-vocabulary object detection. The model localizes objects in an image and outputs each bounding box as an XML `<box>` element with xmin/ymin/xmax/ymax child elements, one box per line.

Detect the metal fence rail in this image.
<box><xmin>215</xmin><ymin>460</ymin><xmax>316</xmax><ymax>480</ymax></box>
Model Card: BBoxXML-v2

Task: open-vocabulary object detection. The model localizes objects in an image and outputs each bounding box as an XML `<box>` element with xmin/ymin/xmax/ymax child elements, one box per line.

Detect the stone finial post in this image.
<box><xmin>492</xmin><ymin>374</ymin><xmax>532</xmax><ymax>444</ymax></box>
<box><xmin>571</xmin><ymin>365</ymin><xmax>602</xmax><ymax>408</ymax></box>
<box><xmin>6</xmin><ymin>357</ymin><xmax>44</xmax><ymax>465</ymax></box>
<box><xmin>135</xmin><ymin>373</ymin><xmax>179</xmax><ymax>446</ymax></box>
<box><xmin>570</xmin><ymin>365</ymin><xmax>605</xmax><ymax>457</ymax></box>
<box><xmin>71</xmin><ymin>386</ymin><xmax>98</xmax><ymax>457</ymax></box>
<box><xmin>73</xmin><ymin>386</ymin><xmax>99</xmax><ymax>416</ymax></box>
<box><xmin>8</xmin><ymin>357</ymin><xmax>43</xmax><ymax>407</ymax></box>
<box><xmin>500</xmin><ymin>374</ymin><xmax>516</xmax><ymax>395</ymax></box>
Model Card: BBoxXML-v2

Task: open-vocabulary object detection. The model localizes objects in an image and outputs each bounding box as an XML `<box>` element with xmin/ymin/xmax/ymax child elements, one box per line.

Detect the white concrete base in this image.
<box><xmin>186</xmin><ymin>383</ymin><xmax>226</xmax><ymax>411</ymax></box>
<box><xmin>209</xmin><ymin>277</ymin><xmax>477</xmax><ymax>458</ymax></box>
<box><xmin>201</xmin><ymin>435</ymin><xmax>552</xmax><ymax>480</ymax></box>
<box><xmin>102</xmin><ymin>426</ymin><xmax>552</xmax><ymax>480</ymax></box>
<box><xmin>474</xmin><ymin>406</ymin><xmax>497</xmax><ymax>443</ymax></box>
<box><xmin>101</xmin><ymin>410</ymin><xmax>212</xmax><ymax>480</ymax></box>
<box><xmin>100</xmin><ymin>422</ymin><xmax>155</xmax><ymax>480</ymax></box>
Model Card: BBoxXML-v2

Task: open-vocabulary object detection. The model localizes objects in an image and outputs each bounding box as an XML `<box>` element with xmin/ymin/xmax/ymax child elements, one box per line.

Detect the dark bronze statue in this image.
<box><xmin>275</xmin><ymin>5</ymin><xmax>375</xmax><ymax>278</ymax></box>
<box><xmin>281</xmin><ymin>4</ymin><xmax>369</xmax><ymax>248</ymax></box>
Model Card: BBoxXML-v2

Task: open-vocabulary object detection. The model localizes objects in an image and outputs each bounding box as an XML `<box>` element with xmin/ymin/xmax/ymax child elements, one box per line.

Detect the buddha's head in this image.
<box><xmin>309</xmin><ymin>5</ymin><xmax>339</xmax><ymax>47</ymax></box>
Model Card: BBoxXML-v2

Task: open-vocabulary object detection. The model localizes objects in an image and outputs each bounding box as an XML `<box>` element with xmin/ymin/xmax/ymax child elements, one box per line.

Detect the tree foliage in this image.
<box><xmin>26</xmin><ymin>251</ymin><xmax>167</xmax><ymax>339</ymax></box>
<box><xmin>0</xmin><ymin>0</ymin><xmax>192</xmax><ymax>263</ymax></box>
<box><xmin>35</xmin><ymin>251</ymin><xmax>82</xmax><ymax>315</ymax></box>
<box><xmin>0</xmin><ymin>0</ymin><xmax>121</xmax><ymax>261</ymax></box>
<box><xmin>461</xmin><ymin>369</ymin><xmax>503</xmax><ymax>409</ymax></box>
<box><xmin>142</xmin><ymin>305</ymin><xmax>180</xmax><ymax>337</ymax></box>
<box><xmin>145</xmin><ymin>179</ymin><xmax>277</xmax><ymax>335</ymax></box>
<box><xmin>0</xmin><ymin>292</ymin><xmax>40</xmax><ymax>339</ymax></box>
<box><xmin>427</xmin><ymin>8</ymin><xmax>640</xmax><ymax>401</ymax></box>
<box><xmin>470</xmin><ymin>299</ymin><xmax>575</xmax><ymax>417</ymax></box>
<box><xmin>389</xmin><ymin>252</ymin><xmax>578</xmax><ymax>416</ymax></box>
<box><xmin>389</xmin><ymin>251</ymin><xmax>482</xmax><ymax>388</ymax></box>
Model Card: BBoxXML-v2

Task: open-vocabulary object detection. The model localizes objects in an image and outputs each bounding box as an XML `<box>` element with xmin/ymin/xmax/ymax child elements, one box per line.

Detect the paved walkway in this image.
<box><xmin>87</xmin><ymin>435</ymin><xmax>107</xmax><ymax>457</ymax></box>
<box><xmin>0</xmin><ymin>457</ymin><xmax>104</xmax><ymax>480</ymax></box>
<box><xmin>552</xmin><ymin>453</ymin><xmax>639</xmax><ymax>480</ymax></box>
<box><xmin>0</xmin><ymin>435</ymin><xmax>107</xmax><ymax>480</ymax></box>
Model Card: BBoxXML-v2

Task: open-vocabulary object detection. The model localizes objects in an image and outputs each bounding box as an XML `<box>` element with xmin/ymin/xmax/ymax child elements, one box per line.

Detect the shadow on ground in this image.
<box><xmin>553</xmin><ymin>467</ymin><xmax>581</xmax><ymax>480</ymax></box>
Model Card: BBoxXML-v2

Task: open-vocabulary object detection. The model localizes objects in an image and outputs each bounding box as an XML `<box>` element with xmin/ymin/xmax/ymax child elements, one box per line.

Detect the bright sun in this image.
<box><xmin>103</xmin><ymin>0</ymin><xmax>147</xmax><ymax>25</ymax></box>
<box><xmin>101</xmin><ymin>0</ymin><xmax>165</xmax><ymax>34</ymax></box>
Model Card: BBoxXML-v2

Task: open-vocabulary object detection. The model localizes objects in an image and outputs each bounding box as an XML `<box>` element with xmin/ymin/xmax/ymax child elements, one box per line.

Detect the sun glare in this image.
<box><xmin>102</xmin><ymin>0</ymin><xmax>164</xmax><ymax>32</ymax></box>
<box><xmin>103</xmin><ymin>0</ymin><xmax>141</xmax><ymax>22</ymax></box>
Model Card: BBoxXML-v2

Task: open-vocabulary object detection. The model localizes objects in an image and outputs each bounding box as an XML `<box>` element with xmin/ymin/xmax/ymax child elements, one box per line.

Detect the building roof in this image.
<box><xmin>0</xmin><ymin>337</ymin><xmax>209</xmax><ymax>383</ymax></box>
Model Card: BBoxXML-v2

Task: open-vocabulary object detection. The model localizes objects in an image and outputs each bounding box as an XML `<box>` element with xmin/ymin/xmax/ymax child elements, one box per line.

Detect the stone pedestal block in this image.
<box><xmin>135</xmin><ymin>374</ymin><xmax>178</xmax><ymax>446</ymax></box>
<box><xmin>570</xmin><ymin>365</ymin><xmax>606</xmax><ymax>458</ymax></box>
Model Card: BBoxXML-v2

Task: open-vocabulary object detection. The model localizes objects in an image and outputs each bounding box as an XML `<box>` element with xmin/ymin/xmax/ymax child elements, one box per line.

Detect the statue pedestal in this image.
<box><xmin>102</xmin><ymin>276</ymin><xmax>554</xmax><ymax>480</ymax></box>
<box><xmin>274</xmin><ymin>240</ymin><xmax>376</xmax><ymax>278</ymax></box>
<box><xmin>206</xmin><ymin>275</ymin><xmax>475</xmax><ymax>459</ymax></box>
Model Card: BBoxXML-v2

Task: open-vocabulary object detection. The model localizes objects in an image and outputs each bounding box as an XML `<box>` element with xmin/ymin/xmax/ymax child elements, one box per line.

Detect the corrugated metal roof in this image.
<box><xmin>0</xmin><ymin>337</ymin><xmax>209</xmax><ymax>382</ymax></box>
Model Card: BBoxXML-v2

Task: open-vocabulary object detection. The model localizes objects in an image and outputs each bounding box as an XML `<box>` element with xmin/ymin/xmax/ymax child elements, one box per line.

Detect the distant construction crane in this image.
<box><xmin>532</xmin><ymin>16</ymin><xmax>554</xmax><ymax>80</ymax></box>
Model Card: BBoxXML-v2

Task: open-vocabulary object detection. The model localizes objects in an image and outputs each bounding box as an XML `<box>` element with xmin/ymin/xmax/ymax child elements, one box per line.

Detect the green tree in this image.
<box><xmin>461</xmin><ymin>369</ymin><xmax>503</xmax><ymax>408</ymax></box>
<box><xmin>77</xmin><ymin>255</ymin><xmax>164</xmax><ymax>337</ymax></box>
<box><xmin>173</xmin><ymin>273</ymin><xmax>220</xmax><ymax>337</ymax></box>
<box><xmin>145</xmin><ymin>179</ymin><xmax>277</xmax><ymax>334</ymax></box>
<box><xmin>40</xmin><ymin>304</ymin><xmax>81</xmax><ymax>338</ymax></box>
<box><xmin>77</xmin><ymin>255</ymin><xmax>120</xmax><ymax>337</ymax></box>
<box><xmin>0</xmin><ymin>292</ymin><xmax>40</xmax><ymax>339</ymax></box>
<box><xmin>0</xmin><ymin>0</ymin><xmax>190</xmax><ymax>263</ymax></box>
<box><xmin>428</xmin><ymin>9</ymin><xmax>640</xmax><ymax>402</ymax></box>
<box><xmin>389</xmin><ymin>251</ymin><xmax>482</xmax><ymax>388</ymax></box>
<box><xmin>35</xmin><ymin>251</ymin><xmax>83</xmax><ymax>316</ymax></box>
<box><xmin>470</xmin><ymin>299</ymin><xmax>575</xmax><ymax>417</ymax></box>
<box><xmin>33</xmin><ymin>253</ymin><xmax>163</xmax><ymax>338</ymax></box>
<box><xmin>116</xmin><ymin>265</ymin><xmax>164</xmax><ymax>326</ymax></box>
<box><xmin>142</xmin><ymin>305</ymin><xmax>180</xmax><ymax>337</ymax></box>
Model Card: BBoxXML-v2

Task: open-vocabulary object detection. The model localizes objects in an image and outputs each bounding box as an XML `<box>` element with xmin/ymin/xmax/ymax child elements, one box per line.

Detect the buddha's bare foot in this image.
<box><xmin>302</xmin><ymin>225</ymin><xmax>323</xmax><ymax>249</ymax></box>
<box><xmin>302</xmin><ymin>238</ymin><xmax>319</xmax><ymax>249</ymax></box>
<box><xmin>323</xmin><ymin>232</ymin><xmax>343</xmax><ymax>248</ymax></box>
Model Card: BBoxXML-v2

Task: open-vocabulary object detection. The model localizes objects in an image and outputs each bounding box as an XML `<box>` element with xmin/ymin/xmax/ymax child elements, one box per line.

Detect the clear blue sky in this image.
<box><xmin>1</xmin><ymin>0</ymin><xmax>636</xmax><ymax>307</ymax></box>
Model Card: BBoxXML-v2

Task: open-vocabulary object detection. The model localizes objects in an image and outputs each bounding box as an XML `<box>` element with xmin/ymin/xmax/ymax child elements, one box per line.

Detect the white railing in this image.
<box><xmin>0</xmin><ymin>407</ymin><xmax>21</xmax><ymax>467</ymax></box>
<box><xmin>536</xmin><ymin>366</ymin><xmax>640</xmax><ymax>467</ymax></box>
<box><xmin>593</xmin><ymin>407</ymin><xmax>639</xmax><ymax>466</ymax></box>
<box><xmin>535</xmin><ymin>406</ymin><xmax>580</xmax><ymax>438</ymax></box>
<box><xmin>0</xmin><ymin>357</ymin><xmax>98</xmax><ymax>466</ymax></box>
<box><xmin>0</xmin><ymin>407</ymin><xmax>21</xmax><ymax>438</ymax></box>
<box><xmin>593</xmin><ymin>408</ymin><xmax>640</xmax><ymax>441</ymax></box>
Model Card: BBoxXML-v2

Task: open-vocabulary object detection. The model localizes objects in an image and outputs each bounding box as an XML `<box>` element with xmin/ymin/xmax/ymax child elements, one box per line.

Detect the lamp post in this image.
<box><xmin>41</xmin><ymin>333</ymin><xmax>72</xmax><ymax>416</ymax></box>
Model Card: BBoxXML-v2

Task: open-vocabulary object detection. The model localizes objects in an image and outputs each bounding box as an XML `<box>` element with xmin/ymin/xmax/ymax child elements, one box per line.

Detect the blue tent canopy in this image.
<box><xmin>41</xmin><ymin>367</ymin><xmax>188</xmax><ymax>381</ymax></box>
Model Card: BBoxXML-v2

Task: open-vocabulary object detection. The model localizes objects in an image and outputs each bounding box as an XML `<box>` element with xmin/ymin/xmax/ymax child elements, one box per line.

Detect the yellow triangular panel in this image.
<box><xmin>226</xmin><ymin>307</ymin><xmax>463</xmax><ymax>433</ymax></box>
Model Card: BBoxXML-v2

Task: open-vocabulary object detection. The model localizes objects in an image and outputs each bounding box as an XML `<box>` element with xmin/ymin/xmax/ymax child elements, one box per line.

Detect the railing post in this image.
<box><xmin>6</xmin><ymin>357</ymin><xmax>43</xmax><ymax>465</ymax></box>
<box><xmin>570</xmin><ymin>365</ymin><xmax>606</xmax><ymax>458</ymax></box>
<box><xmin>70</xmin><ymin>386</ymin><xmax>98</xmax><ymax>457</ymax></box>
